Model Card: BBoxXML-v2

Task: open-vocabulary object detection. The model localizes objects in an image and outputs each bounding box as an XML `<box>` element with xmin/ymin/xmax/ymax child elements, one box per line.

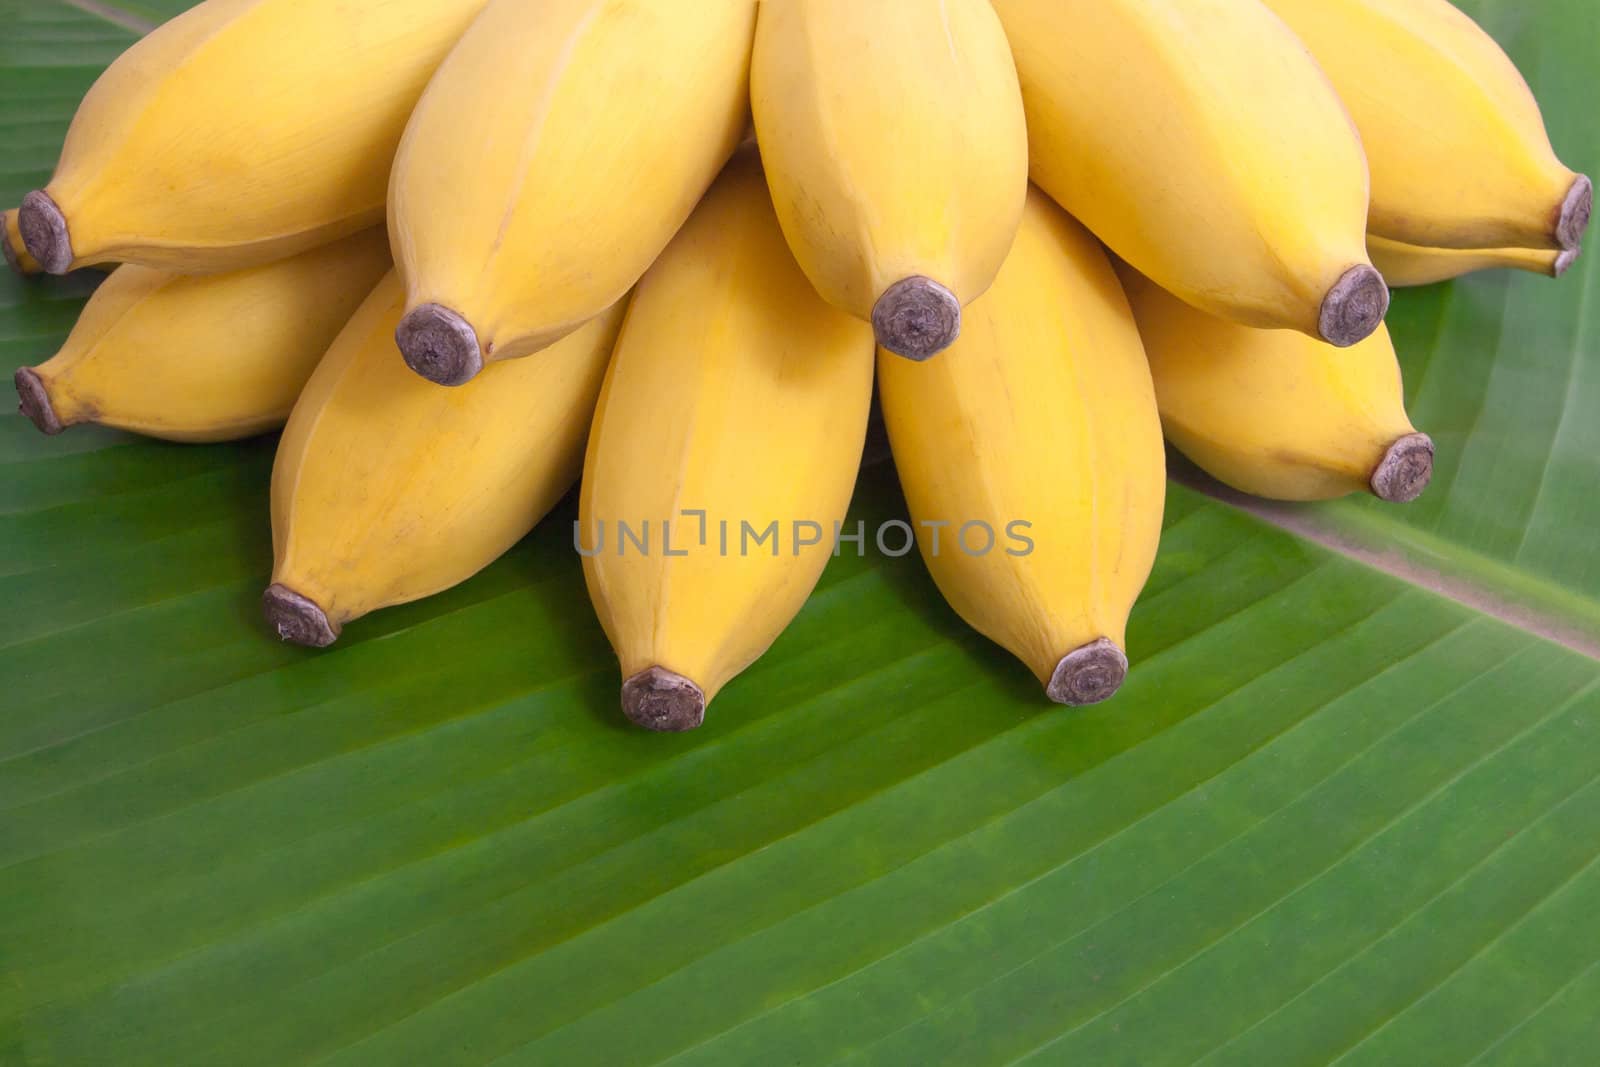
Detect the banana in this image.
<box><xmin>1260</xmin><ymin>0</ymin><xmax>1592</xmax><ymax>252</ymax></box>
<box><xmin>1120</xmin><ymin>267</ymin><xmax>1433</xmax><ymax>504</ymax></box>
<box><xmin>989</xmin><ymin>0</ymin><xmax>1386</xmax><ymax>347</ymax></box>
<box><xmin>264</xmin><ymin>273</ymin><xmax>625</xmax><ymax>647</ymax></box>
<box><xmin>1370</xmin><ymin>235</ymin><xmax>1576</xmax><ymax>288</ymax></box>
<box><xmin>18</xmin><ymin>0</ymin><xmax>487</xmax><ymax>275</ymax></box>
<box><xmin>579</xmin><ymin>152</ymin><xmax>874</xmax><ymax>732</ymax></box>
<box><xmin>389</xmin><ymin>0</ymin><xmax>757</xmax><ymax>386</ymax></box>
<box><xmin>14</xmin><ymin>229</ymin><xmax>391</xmax><ymax>442</ymax></box>
<box><xmin>750</xmin><ymin>0</ymin><xmax>1028</xmax><ymax>361</ymax></box>
<box><xmin>878</xmin><ymin>189</ymin><xmax>1165</xmax><ymax>706</ymax></box>
<box><xmin>3</xmin><ymin>210</ymin><xmax>40</xmax><ymax>275</ymax></box>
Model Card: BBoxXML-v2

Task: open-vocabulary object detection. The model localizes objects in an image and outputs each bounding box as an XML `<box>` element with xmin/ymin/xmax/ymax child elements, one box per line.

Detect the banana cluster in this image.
<box><xmin>10</xmin><ymin>0</ymin><xmax>1590</xmax><ymax>729</ymax></box>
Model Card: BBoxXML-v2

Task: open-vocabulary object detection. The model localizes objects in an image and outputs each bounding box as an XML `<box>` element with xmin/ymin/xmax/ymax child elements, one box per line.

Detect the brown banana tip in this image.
<box><xmin>1558</xmin><ymin>174</ymin><xmax>1593</xmax><ymax>251</ymax></box>
<box><xmin>873</xmin><ymin>276</ymin><xmax>962</xmax><ymax>361</ymax></box>
<box><xmin>1046</xmin><ymin>638</ymin><xmax>1129</xmax><ymax>707</ymax></box>
<box><xmin>621</xmin><ymin>667</ymin><xmax>706</xmax><ymax>732</ymax></box>
<box><xmin>1371</xmin><ymin>432</ymin><xmax>1435</xmax><ymax>504</ymax></box>
<box><xmin>1319</xmin><ymin>265</ymin><xmax>1390</xmax><ymax>348</ymax></box>
<box><xmin>14</xmin><ymin>368</ymin><xmax>62</xmax><ymax>435</ymax></box>
<box><xmin>396</xmin><ymin>303</ymin><xmax>483</xmax><ymax>387</ymax></box>
<box><xmin>18</xmin><ymin>190</ymin><xmax>72</xmax><ymax>275</ymax></box>
<box><xmin>1555</xmin><ymin>248</ymin><xmax>1580</xmax><ymax>278</ymax></box>
<box><xmin>262</xmin><ymin>583</ymin><xmax>341</xmax><ymax>647</ymax></box>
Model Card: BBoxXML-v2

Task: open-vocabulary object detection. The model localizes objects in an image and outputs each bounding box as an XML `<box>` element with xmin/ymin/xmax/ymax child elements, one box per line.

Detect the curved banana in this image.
<box><xmin>390</xmin><ymin>0</ymin><xmax>757</xmax><ymax>386</ymax></box>
<box><xmin>990</xmin><ymin>0</ymin><xmax>1385</xmax><ymax>347</ymax></box>
<box><xmin>1370</xmin><ymin>235</ymin><xmax>1576</xmax><ymax>288</ymax></box>
<box><xmin>751</xmin><ymin>0</ymin><xmax>1028</xmax><ymax>361</ymax></box>
<box><xmin>265</xmin><ymin>273</ymin><xmax>625</xmax><ymax>647</ymax></box>
<box><xmin>580</xmin><ymin>152</ymin><xmax>874</xmax><ymax>731</ymax></box>
<box><xmin>879</xmin><ymin>189</ymin><xmax>1165</xmax><ymax>706</ymax></box>
<box><xmin>18</xmin><ymin>0</ymin><xmax>486</xmax><ymax>275</ymax></box>
<box><xmin>1121</xmin><ymin>267</ymin><xmax>1432</xmax><ymax>503</ymax></box>
<box><xmin>1260</xmin><ymin>0</ymin><xmax>1591</xmax><ymax>252</ymax></box>
<box><xmin>14</xmin><ymin>229</ymin><xmax>391</xmax><ymax>442</ymax></box>
<box><xmin>3</xmin><ymin>210</ymin><xmax>40</xmax><ymax>276</ymax></box>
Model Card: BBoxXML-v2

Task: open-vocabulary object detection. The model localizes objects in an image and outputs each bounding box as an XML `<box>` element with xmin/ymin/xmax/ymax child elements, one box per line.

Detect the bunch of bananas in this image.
<box><xmin>8</xmin><ymin>0</ymin><xmax>1590</xmax><ymax>730</ymax></box>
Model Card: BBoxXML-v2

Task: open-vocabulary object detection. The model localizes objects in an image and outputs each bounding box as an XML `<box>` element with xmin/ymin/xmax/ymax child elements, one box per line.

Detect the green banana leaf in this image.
<box><xmin>4</xmin><ymin>1</ymin><xmax>1600</xmax><ymax>1063</ymax></box>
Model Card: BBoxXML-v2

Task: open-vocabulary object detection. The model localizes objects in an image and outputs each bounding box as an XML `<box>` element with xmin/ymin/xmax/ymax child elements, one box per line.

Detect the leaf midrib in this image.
<box><xmin>57</xmin><ymin>0</ymin><xmax>155</xmax><ymax>35</ymax></box>
<box><xmin>1181</xmin><ymin>465</ymin><xmax>1600</xmax><ymax>662</ymax></box>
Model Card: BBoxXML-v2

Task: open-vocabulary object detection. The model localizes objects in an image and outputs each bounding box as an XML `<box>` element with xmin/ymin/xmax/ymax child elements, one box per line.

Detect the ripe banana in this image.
<box><xmin>1260</xmin><ymin>0</ymin><xmax>1591</xmax><ymax>252</ymax></box>
<box><xmin>18</xmin><ymin>0</ymin><xmax>486</xmax><ymax>275</ymax></box>
<box><xmin>265</xmin><ymin>273</ymin><xmax>625</xmax><ymax>647</ymax></box>
<box><xmin>879</xmin><ymin>189</ymin><xmax>1165</xmax><ymax>706</ymax></box>
<box><xmin>580</xmin><ymin>152</ymin><xmax>874</xmax><ymax>732</ymax></box>
<box><xmin>3</xmin><ymin>209</ymin><xmax>40</xmax><ymax>275</ymax></box>
<box><xmin>390</xmin><ymin>0</ymin><xmax>757</xmax><ymax>386</ymax></box>
<box><xmin>1120</xmin><ymin>267</ymin><xmax>1433</xmax><ymax>504</ymax></box>
<box><xmin>1370</xmin><ymin>235</ymin><xmax>1576</xmax><ymax>288</ymax></box>
<box><xmin>990</xmin><ymin>0</ymin><xmax>1386</xmax><ymax>347</ymax></box>
<box><xmin>14</xmin><ymin>229</ymin><xmax>390</xmax><ymax>442</ymax></box>
<box><xmin>751</xmin><ymin>0</ymin><xmax>1028</xmax><ymax>361</ymax></box>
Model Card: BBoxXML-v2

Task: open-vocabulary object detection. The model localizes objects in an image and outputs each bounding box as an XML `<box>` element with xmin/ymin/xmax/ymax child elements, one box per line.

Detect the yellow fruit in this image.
<box><xmin>1261</xmin><ymin>0</ymin><xmax>1591</xmax><ymax>251</ymax></box>
<box><xmin>265</xmin><ymin>273</ymin><xmax>625</xmax><ymax>646</ymax></box>
<box><xmin>1121</xmin><ymin>267</ymin><xmax>1433</xmax><ymax>503</ymax></box>
<box><xmin>580</xmin><ymin>152</ymin><xmax>874</xmax><ymax>731</ymax></box>
<box><xmin>1369</xmin><ymin>235</ymin><xmax>1576</xmax><ymax>288</ymax></box>
<box><xmin>991</xmin><ymin>0</ymin><xmax>1385</xmax><ymax>346</ymax></box>
<box><xmin>18</xmin><ymin>0</ymin><xmax>487</xmax><ymax>274</ymax></box>
<box><xmin>3</xmin><ymin>209</ymin><xmax>40</xmax><ymax>276</ymax></box>
<box><xmin>879</xmin><ymin>189</ymin><xmax>1165</xmax><ymax>705</ymax></box>
<box><xmin>14</xmin><ymin>229</ymin><xmax>391</xmax><ymax>442</ymax></box>
<box><xmin>390</xmin><ymin>0</ymin><xmax>757</xmax><ymax>385</ymax></box>
<box><xmin>751</xmin><ymin>0</ymin><xmax>1028</xmax><ymax>360</ymax></box>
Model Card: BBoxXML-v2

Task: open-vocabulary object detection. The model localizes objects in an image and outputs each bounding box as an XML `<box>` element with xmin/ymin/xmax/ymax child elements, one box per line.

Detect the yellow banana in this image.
<box><xmin>579</xmin><ymin>152</ymin><xmax>874</xmax><ymax>731</ymax></box>
<box><xmin>390</xmin><ymin>0</ymin><xmax>757</xmax><ymax>386</ymax></box>
<box><xmin>1260</xmin><ymin>0</ymin><xmax>1591</xmax><ymax>252</ymax></box>
<box><xmin>18</xmin><ymin>0</ymin><xmax>486</xmax><ymax>275</ymax></box>
<box><xmin>879</xmin><ymin>189</ymin><xmax>1165</xmax><ymax>706</ymax></box>
<box><xmin>14</xmin><ymin>229</ymin><xmax>391</xmax><ymax>442</ymax></box>
<box><xmin>3</xmin><ymin>210</ymin><xmax>40</xmax><ymax>276</ymax></box>
<box><xmin>265</xmin><ymin>273</ymin><xmax>625</xmax><ymax>647</ymax></box>
<box><xmin>750</xmin><ymin>0</ymin><xmax>1028</xmax><ymax>361</ymax></box>
<box><xmin>1369</xmin><ymin>235</ymin><xmax>1576</xmax><ymax>288</ymax></box>
<box><xmin>990</xmin><ymin>0</ymin><xmax>1385</xmax><ymax>347</ymax></box>
<box><xmin>1121</xmin><ymin>268</ymin><xmax>1433</xmax><ymax>504</ymax></box>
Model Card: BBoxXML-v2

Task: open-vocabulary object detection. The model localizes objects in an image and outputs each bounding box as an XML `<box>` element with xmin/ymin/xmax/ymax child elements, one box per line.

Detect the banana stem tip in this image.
<box><xmin>1371</xmin><ymin>433</ymin><xmax>1435</xmax><ymax>504</ymax></box>
<box><xmin>622</xmin><ymin>667</ymin><xmax>706</xmax><ymax>732</ymax></box>
<box><xmin>1319</xmin><ymin>266</ymin><xmax>1390</xmax><ymax>348</ymax></box>
<box><xmin>262</xmin><ymin>584</ymin><xmax>341</xmax><ymax>647</ymax></box>
<box><xmin>396</xmin><ymin>304</ymin><xmax>484</xmax><ymax>387</ymax></box>
<box><xmin>18</xmin><ymin>190</ymin><xmax>72</xmax><ymax>275</ymax></box>
<box><xmin>1558</xmin><ymin>175</ymin><xmax>1593</xmax><ymax>251</ymax></box>
<box><xmin>1047</xmin><ymin>638</ymin><xmax>1129</xmax><ymax>706</ymax></box>
<box><xmin>14</xmin><ymin>368</ymin><xmax>62</xmax><ymax>435</ymax></box>
<box><xmin>1555</xmin><ymin>248</ymin><xmax>1580</xmax><ymax>278</ymax></box>
<box><xmin>873</xmin><ymin>277</ymin><xmax>962</xmax><ymax>361</ymax></box>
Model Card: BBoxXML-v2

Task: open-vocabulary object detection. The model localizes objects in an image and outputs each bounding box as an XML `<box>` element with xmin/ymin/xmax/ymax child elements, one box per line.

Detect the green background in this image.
<box><xmin>4</xmin><ymin>1</ymin><xmax>1599</xmax><ymax>1063</ymax></box>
